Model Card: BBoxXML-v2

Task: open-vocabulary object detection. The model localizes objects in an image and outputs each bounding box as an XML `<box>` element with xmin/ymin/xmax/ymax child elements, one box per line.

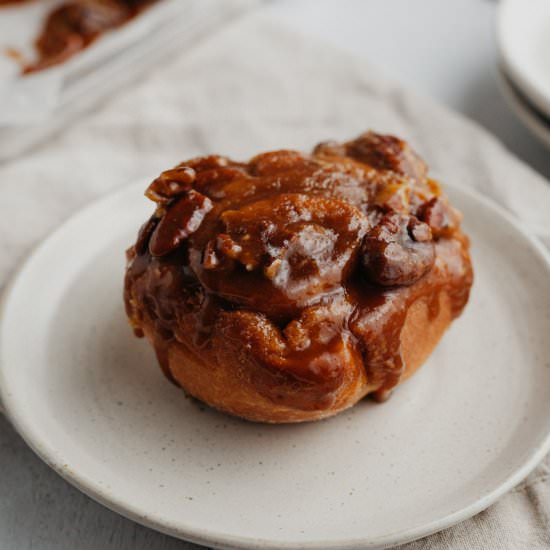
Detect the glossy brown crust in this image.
<box><xmin>124</xmin><ymin>131</ymin><xmax>473</xmax><ymax>423</ymax></box>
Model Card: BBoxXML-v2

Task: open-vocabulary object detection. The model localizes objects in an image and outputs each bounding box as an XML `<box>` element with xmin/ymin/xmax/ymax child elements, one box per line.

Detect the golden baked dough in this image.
<box><xmin>124</xmin><ymin>131</ymin><xmax>473</xmax><ymax>423</ymax></box>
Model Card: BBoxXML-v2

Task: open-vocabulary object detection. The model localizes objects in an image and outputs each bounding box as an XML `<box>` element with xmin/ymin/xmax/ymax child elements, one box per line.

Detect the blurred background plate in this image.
<box><xmin>498</xmin><ymin>0</ymin><xmax>550</xmax><ymax>119</ymax></box>
<box><xmin>498</xmin><ymin>67</ymin><xmax>550</xmax><ymax>149</ymax></box>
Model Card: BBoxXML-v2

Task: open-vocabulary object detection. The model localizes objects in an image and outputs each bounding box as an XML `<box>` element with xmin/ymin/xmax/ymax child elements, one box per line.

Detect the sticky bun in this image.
<box><xmin>124</xmin><ymin>131</ymin><xmax>473</xmax><ymax>423</ymax></box>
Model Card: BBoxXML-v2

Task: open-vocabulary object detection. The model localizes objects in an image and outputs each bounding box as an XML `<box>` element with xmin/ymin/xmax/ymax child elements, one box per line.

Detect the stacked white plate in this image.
<box><xmin>498</xmin><ymin>0</ymin><xmax>550</xmax><ymax>147</ymax></box>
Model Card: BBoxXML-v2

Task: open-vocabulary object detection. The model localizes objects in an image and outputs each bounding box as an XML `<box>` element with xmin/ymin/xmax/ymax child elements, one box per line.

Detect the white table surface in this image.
<box><xmin>1</xmin><ymin>1</ymin><xmax>548</xmax><ymax>549</ymax></box>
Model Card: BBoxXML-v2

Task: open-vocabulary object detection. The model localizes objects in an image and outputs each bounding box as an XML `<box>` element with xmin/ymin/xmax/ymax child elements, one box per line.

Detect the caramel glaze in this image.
<box><xmin>124</xmin><ymin>132</ymin><xmax>473</xmax><ymax>411</ymax></box>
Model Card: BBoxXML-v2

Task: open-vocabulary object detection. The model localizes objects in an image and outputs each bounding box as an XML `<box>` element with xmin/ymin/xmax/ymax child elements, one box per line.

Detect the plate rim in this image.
<box><xmin>497</xmin><ymin>66</ymin><xmax>550</xmax><ymax>149</ymax></box>
<box><xmin>1</xmin><ymin>181</ymin><xmax>550</xmax><ymax>550</ymax></box>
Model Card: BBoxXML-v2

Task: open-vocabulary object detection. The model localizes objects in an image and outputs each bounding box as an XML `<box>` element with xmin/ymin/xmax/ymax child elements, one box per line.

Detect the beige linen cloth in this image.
<box><xmin>1</xmin><ymin>11</ymin><xmax>550</xmax><ymax>550</ymax></box>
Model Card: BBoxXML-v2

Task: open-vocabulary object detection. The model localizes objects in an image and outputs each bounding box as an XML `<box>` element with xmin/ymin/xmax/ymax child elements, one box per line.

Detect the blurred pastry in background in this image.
<box><xmin>1</xmin><ymin>0</ymin><xmax>161</xmax><ymax>73</ymax></box>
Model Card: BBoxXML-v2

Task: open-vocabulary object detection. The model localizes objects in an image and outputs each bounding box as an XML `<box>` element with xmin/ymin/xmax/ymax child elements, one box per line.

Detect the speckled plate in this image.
<box><xmin>1</xmin><ymin>182</ymin><xmax>550</xmax><ymax>550</ymax></box>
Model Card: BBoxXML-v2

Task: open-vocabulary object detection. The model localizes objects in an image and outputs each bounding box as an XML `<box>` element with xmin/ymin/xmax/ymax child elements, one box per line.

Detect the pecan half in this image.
<box><xmin>345</xmin><ymin>131</ymin><xmax>427</xmax><ymax>182</ymax></box>
<box><xmin>361</xmin><ymin>213</ymin><xmax>434</xmax><ymax>286</ymax></box>
<box><xmin>149</xmin><ymin>190</ymin><xmax>212</xmax><ymax>257</ymax></box>
<box><xmin>145</xmin><ymin>166</ymin><xmax>196</xmax><ymax>204</ymax></box>
<box><xmin>417</xmin><ymin>196</ymin><xmax>461</xmax><ymax>238</ymax></box>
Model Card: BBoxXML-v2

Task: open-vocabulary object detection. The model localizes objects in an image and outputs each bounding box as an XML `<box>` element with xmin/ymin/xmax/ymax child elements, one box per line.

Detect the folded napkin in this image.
<box><xmin>1</xmin><ymin>10</ymin><xmax>549</xmax><ymax>550</ymax></box>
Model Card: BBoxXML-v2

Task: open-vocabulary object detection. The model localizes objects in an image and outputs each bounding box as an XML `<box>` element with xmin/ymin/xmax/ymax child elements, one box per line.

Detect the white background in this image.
<box><xmin>267</xmin><ymin>0</ymin><xmax>550</xmax><ymax>180</ymax></box>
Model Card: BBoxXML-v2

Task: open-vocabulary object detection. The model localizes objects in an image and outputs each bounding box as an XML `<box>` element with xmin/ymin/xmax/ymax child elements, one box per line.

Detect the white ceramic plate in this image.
<box><xmin>1</xmin><ymin>182</ymin><xmax>550</xmax><ymax>550</ymax></box>
<box><xmin>498</xmin><ymin>66</ymin><xmax>550</xmax><ymax>149</ymax></box>
<box><xmin>498</xmin><ymin>0</ymin><xmax>550</xmax><ymax>118</ymax></box>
